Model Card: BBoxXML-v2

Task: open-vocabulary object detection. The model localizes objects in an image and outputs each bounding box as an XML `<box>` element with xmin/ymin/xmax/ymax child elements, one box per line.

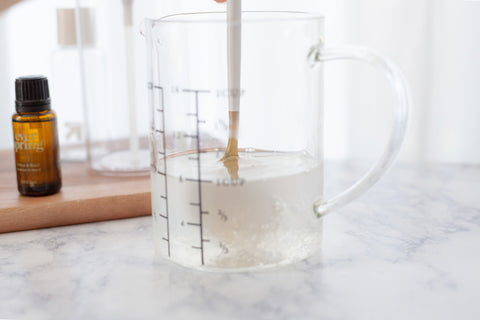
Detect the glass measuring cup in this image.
<box><xmin>144</xmin><ymin>11</ymin><xmax>410</xmax><ymax>271</ymax></box>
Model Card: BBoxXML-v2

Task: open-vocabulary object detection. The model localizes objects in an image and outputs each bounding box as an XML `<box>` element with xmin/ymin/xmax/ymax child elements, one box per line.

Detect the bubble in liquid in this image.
<box><xmin>272</xmin><ymin>197</ymin><xmax>285</xmax><ymax>214</ymax></box>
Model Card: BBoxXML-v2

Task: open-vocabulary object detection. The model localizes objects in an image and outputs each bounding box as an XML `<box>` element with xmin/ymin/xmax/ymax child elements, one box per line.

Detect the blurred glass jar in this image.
<box><xmin>76</xmin><ymin>0</ymin><xmax>155</xmax><ymax>175</ymax></box>
<box><xmin>51</xmin><ymin>6</ymin><xmax>98</xmax><ymax>162</ymax></box>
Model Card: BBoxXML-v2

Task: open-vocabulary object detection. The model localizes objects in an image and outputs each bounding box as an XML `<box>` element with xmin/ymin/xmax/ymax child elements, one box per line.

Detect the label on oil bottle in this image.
<box><xmin>14</xmin><ymin>130</ymin><xmax>45</xmax><ymax>187</ymax></box>
<box><xmin>14</xmin><ymin>132</ymin><xmax>45</xmax><ymax>154</ymax></box>
<box><xmin>12</xmin><ymin>117</ymin><xmax>61</xmax><ymax>195</ymax></box>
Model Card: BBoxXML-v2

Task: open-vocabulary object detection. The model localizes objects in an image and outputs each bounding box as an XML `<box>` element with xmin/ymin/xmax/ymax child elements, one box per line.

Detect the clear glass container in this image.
<box><xmin>76</xmin><ymin>0</ymin><xmax>154</xmax><ymax>175</ymax></box>
<box><xmin>51</xmin><ymin>6</ymin><xmax>97</xmax><ymax>162</ymax></box>
<box><xmin>145</xmin><ymin>11</ymin><xmax>410</xmax><ymax>271</ymax></box>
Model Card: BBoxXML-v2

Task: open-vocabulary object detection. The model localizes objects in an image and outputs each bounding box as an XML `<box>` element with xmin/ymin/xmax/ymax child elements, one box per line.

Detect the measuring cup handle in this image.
<box><xmin>310</xmin><ymin>45</ymin><xmax>411</xmax><ymax>217</ymax></box>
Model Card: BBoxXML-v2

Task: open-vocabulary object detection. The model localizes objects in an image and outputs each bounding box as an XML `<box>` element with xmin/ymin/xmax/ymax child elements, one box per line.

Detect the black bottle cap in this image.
<box><xmin>15</xmin><ymin>75</ymin><xmax>51</xmax><ymax>113</ymax></box>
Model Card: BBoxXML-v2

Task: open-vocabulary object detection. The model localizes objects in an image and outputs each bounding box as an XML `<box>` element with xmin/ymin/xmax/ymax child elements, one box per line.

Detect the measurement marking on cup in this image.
<box><xmin>154</xmin><ymin>85</ymin><xmax>165</xmax><ymax>107</ymax></box>
<box><xmin>186</xmin><ymin>178</ymin><xmax>213</xmax><ymax>184</ymax></box>
<box><xmin>151</xmin><ymin>87</ymin><xmax>211</xmax><ymax>264</ymax></box>
<box><xmin>153</xmin><ymin>85</ymin><xmax>170</xmax><ymax>257</ymax></box>
<box><xmin>182</xmin><ymin>89</ymin><xmax>211</xmax><ymax>265</ymax></box>
<box><xmin>183</xmin><ymin>89</ymin><xmax>210</xmax><ymax>94</ymax></box>
<box><xmin>193</xmin><ymin>91</ymin><xmax>206</xmax><ymax>265</ymax></box>
<box><xmin>187</xmin><ymin>222</ymin><xmax>201</xmax><ymax>227</ymax></box>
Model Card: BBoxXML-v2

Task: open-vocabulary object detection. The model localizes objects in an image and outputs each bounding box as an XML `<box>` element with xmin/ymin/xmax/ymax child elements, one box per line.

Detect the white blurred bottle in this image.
<box><xmin>51</xmin><ymin>6</ymin><xmax>101</xmax><ymax>162</ymax></box>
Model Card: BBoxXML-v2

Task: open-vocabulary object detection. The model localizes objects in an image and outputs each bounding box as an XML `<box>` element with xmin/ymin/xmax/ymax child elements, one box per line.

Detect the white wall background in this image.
<box><xmin>1</xmin><ymin>0</ymin><xmax>479</xmax><ymax>164</ymax></box>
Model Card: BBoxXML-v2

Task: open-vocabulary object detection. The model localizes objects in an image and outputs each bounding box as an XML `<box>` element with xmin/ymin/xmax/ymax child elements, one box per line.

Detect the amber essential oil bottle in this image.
<box><xmin>12</xmin><ymin>76</ymin><xmax>62</xmax><ymax>196</ymax></box>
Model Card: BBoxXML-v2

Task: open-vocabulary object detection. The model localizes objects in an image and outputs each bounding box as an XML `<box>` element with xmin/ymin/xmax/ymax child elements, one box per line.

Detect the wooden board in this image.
<box><xmin>0</xmin><ymin>149</ymin><xmax>151</xmax><ymax>233</ymax></box>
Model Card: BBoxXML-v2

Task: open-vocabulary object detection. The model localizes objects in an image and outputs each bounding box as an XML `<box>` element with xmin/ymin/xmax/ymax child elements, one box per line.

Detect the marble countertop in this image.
<box><xmin>1</xmin><ymin>163</ymin><xmax>479</xmax><ymax>320</ymax></box>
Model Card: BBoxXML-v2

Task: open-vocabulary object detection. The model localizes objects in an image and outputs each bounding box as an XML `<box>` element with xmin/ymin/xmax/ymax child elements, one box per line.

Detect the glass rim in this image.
<box><xmin>149</xmin><ymin>11</ymin><xmax>324</xmax><ymax>25</ymax></box>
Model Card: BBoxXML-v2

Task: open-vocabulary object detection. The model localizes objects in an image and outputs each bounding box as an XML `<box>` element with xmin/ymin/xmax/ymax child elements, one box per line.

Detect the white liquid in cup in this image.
<box><xmin>151</xmin><ymin>151</ymin><xmax>323</xmax><ymax>270</ymax></box>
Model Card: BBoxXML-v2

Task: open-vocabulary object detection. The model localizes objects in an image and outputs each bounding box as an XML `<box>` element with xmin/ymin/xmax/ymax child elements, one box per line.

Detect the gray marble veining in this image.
<box><xmin>1</xmin><ymin>163</ymin><xmax>479</xmax><ymax>319</ymax></box>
